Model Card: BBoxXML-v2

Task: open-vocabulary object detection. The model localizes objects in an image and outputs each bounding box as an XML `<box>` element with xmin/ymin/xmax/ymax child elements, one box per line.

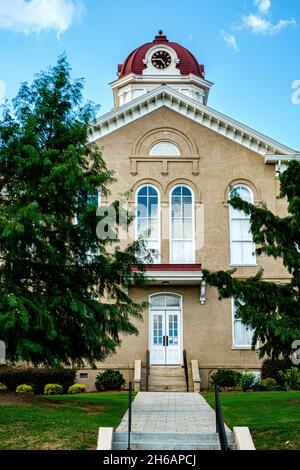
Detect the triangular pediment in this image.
<box><xmin>89</xmin><ymin>85</ymin><xmax>298</xmax><ymax>157</ymax></box>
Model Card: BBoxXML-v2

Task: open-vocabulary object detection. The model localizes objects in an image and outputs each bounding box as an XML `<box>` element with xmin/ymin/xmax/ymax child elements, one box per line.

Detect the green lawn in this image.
<box><xmin>0</xmin><ymin>392</ymin><xmax>131</xmax><ymax>450</ymax></box>
<box><xmin>204</xmin><ymin>391</ymin><xmax>300</xmax><ymax>450</ymax></box>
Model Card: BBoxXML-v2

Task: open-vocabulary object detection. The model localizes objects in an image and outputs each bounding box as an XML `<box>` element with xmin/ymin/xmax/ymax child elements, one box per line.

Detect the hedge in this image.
<box><xmin>0</xmin><ymin>368</ymin><xmax>76</xmax><ymax>394</ymax></box>
<box><xmin>261</xmin><ymin>359</ymin><xmax>299</xmax><ymax>385</ymax></box>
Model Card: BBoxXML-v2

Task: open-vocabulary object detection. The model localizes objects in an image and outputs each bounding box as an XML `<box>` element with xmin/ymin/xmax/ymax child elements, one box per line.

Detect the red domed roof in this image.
<box><xmin>118</xmin><ymin>31</ymin><xmax>205</xmax><ymax>79</ymax></box>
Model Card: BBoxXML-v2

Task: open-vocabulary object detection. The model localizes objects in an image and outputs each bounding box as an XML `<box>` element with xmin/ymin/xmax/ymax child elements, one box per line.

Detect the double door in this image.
<box><xmin>150</xmin><ymin>310</ymin><xmax>182</xmax><ymax>365</ymax></box>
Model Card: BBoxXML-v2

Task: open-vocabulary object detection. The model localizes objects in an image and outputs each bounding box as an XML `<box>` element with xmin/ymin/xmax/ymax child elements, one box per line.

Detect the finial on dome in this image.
<box><xmin>154</xmin><ymin>30</ymin><xmax>168</xmax><ymax>43</ymax></box>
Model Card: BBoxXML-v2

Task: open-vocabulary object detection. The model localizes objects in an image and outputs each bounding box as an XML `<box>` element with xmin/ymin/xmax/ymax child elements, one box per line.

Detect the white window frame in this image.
<box><xmin>169</xmin><ymin>184</ymin><xmax>195</xmax><ymax>264</ymax></box>
<box><xmin>229</xmin><ymin>184</ymin><xmax>256</xmax><ymax>266</ymax></box>
<box><xmin>231</xmin><ymin>298</ymin><xmax>254</xmax><ymax>349</ymax></box>
<box><xmin>135</xmin><ymin>184</ymin><xmax>161</xmax><ymax>264</ymax></box>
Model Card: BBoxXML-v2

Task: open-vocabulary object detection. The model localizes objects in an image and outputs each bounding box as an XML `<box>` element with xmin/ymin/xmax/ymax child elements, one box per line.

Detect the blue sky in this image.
<box><xmin>0</xmin><ymin>0</ymin><xmax>299</xmax><ymax>150</ymax></box>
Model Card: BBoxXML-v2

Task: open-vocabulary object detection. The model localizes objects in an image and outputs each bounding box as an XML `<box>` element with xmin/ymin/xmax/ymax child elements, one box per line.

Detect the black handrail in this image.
<box><xmin>127</xmin><ymin>381</ymin><xmax>133</xmax><ymax>451</ymax></box>
<box><xmin>183</xmin><ymin>349</ymin><xmax>189</xmax><ymax>392</ymax></box>
<box><xmin>146</xmin><ymin>350</ymin><xmax>150</xmax><ymax>392</ymax></box>
<box><xmin>215</xmin><ymin>384</ymin><xmax>230</xmax><ymax>451</ymax></box>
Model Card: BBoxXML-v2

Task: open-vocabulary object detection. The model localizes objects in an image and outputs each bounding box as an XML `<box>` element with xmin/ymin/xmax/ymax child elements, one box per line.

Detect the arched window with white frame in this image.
<box><xmin>136</xmin><ymin>185</ymin><xmax>160</xmax><ymax>263</ymax></box>
<box><xmin>229</xmin><ymin>184</ymin><xmax>256</xmax><ymax>266</ymax></box>
<box><xmin>170</xmin><ymin>185</ymin><xmax>195</xmax><ymax>264</ymax></box>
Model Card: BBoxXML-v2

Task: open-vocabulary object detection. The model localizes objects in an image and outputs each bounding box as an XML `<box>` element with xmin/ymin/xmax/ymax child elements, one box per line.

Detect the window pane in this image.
<box><xmin>172</xmin><ymin>187</ymin><xmax>182</xmax><ymax>197</ymax></box>
<box><xmin>138</xmin><ymin>197</ymin><xmax>148</xmax><ymax>218</ymax></box>
<box><xmin>172</xmin><ymin>196</ymin><xmax>182</xmax><ymax>217</ymax></box>
<box><xmin>148</xmin><ymin>198</ymin><xmax>158</xmax><ymax>218</ymax></box>
<box><xmin>183</xmin><ymin>197</ymin><xmax>192</xmax><ymax>218</ymax></box>
<box><xmin>172</xmin><ymin>241</ymin><xmax>193</xmax><ymax>263</ymax></box>
<box><xmin>137</xmin><ymin>218</ymin><xmax>147</xmax><ymax>235</ymax></box>
<box><xmin>166</xmin><ymin>295</ymin><xmax>180</xmax><ymax>307</ymax></box>
<box><xmin>182</xmin><ymin>187</ymin><xmax>192</xmax><ymax>197</ymax></box>
<box><xmin>148</xmin><ymin>219</ymin><xmax>158</xmax><ymax>239</ymax></box>
<box><xmin>242</xmin><ymin>242</ymin><xmax>256</xmax><ymax>265</ymax></box>
<box><xmin>183</xmin><ymin>219</ymin><xmax>192</xmax><ymax>239</ymax></box>
<box><xmin>231</xmin><ymin>242</ymin><xmax>242</xmax><ymax>265</ymax></box>
<box><xmin>241</xmin><ymin>219</ymin><xmax>252</xmax><ymax>241</ymax></box>
<box><xmin>138</xmin><ymin>187</ymin><xmax>147</xmax><ymax>196</ymax></box>
<box><xmin>148</xmin><ymin>186</ymin><xmax>157</xmax><ymax>197</ymax></box>
<box><xmin>172</xmin><ymin>219</ymin><xmax>182</xmax><ymax>239</ymax></box>
<box><xmin>240</xmin><ymin>187</ymin><xmax>252</xmax><ymax>203</ymax></box>
<box><xmin>151</xmin><ymin>296</ymin><xmax>165</xmax><ymax>307</ymax></box>
<box><xmin>231</xmin><ymin>219</ymin><xmax>242</xmax><ymax>241</ymax></box>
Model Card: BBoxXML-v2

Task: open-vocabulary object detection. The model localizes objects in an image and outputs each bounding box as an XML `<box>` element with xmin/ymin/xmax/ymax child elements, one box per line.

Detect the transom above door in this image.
<box><xmin>149</xmin><ymin>294</ymin><xmax>182</xmax><ymax>365</ymax></box>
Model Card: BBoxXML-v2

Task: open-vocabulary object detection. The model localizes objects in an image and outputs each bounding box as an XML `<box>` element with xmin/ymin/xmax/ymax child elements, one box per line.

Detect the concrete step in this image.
<box><xmin>149</xmin><ymin>366</ymin><xmax>186</xmax><ymax>377</ymax></box>
<box><xmin>114</xmin><ymin>432</ymin><xmax>235</xmax><ymax>444</ymax></box>
<box><xmin>148</xmin><ymin>376</ymin><xmax>186</xmax><ymax>385</ymax></box>
<box><xmin>148</xmin><ymin>385</ymin><xmax>187</xmax><ymax>392</ymax></box>
<box><xmin>113</xmin><ymin>442</ymin><xmax>222</xmax><ymax>450</ymax></box>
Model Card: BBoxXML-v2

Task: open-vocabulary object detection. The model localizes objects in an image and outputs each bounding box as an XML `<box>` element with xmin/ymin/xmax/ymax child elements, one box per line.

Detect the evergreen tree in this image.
<box><xmin>203</xmin><ymin>161</ymin><xmax>300</xmax><ymax>359</ymax></box>
<box><xmin>0</xmin><ymin>55</ymin><xmax>148</xmax><ymax>366</ymax></box>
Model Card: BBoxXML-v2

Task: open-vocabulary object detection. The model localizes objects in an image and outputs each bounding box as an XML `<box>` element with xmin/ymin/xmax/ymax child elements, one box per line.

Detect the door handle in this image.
<box><xmin>165</xmin><ymin>336</ymin><xmax>169</xmax><ymax>347</ymax></box>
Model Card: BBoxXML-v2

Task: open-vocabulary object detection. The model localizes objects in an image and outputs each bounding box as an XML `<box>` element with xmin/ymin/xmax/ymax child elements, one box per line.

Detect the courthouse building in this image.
<box><xmin>81</xmin><ymin>31</ymin><xmax>299</xmax><ymax>391</ymax></box>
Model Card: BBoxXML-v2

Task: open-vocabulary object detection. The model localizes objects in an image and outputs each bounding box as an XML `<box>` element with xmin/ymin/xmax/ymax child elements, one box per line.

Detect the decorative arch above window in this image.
<box><xmin>229</xmin><ymin>184</ymin><xmax>256</xmax><ymax>266</ymax></box>
<box><xmin>136</xmin><ymin>184</ymin><xmax>161</xmax><ymax>263</ymax></box>
<box><xmin>149</xmin><ymin>141</ymin><xmax>180</xmax><ymax>157</ymax></box>
<box><xmin>170</xmin><ymin>185</ymin><xmax>195</xmax><ymax>264</ymax></box>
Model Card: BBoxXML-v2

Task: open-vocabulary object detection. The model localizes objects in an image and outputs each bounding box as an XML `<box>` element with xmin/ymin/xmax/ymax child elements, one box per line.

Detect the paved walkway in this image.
<box><xmin>116</xmin><ymin>392</ymin><xmax>231</xmax><ymax>434</ymax></box>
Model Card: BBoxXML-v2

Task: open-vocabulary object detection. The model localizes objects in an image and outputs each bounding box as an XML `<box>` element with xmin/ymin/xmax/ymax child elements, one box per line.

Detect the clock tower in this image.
<box><xmin>110</xmin><ymin>31</ymin><xmax>213</xmax><ymax>108</ymax></box>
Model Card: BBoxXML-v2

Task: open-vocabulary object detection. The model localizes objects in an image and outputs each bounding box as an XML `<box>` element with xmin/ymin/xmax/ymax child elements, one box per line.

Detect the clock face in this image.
<box><xmin>151</xmin><ymin>50</ymin><xmax>172</xmax><ymax>69</ymax></box>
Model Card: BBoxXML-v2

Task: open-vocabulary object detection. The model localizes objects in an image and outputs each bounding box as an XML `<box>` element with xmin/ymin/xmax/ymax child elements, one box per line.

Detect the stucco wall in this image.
<box><xmin>84</xmin><ymin>106</ymin><xmax>289</xmax><ymax>388</ymax></box>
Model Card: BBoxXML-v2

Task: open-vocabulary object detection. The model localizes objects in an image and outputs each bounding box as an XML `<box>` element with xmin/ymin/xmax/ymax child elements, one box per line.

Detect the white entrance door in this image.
<box><xmin>150</xmin><ymin>309</ymin><xmax>182</xmax><ymax>365</ymax></box>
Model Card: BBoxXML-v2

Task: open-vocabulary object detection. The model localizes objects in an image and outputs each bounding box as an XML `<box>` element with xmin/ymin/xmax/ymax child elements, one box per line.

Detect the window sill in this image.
<box><xmin>229</xmin><ymin>265</ymin><xmax>258</xmax><ymax>268</ymax></box>
<box><xmin>231</xmin><ymin>346</ymin><xmax>253</xmax><ymax>350</ymax></box>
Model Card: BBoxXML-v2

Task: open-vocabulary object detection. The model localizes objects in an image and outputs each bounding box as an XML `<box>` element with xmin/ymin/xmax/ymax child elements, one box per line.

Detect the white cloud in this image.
<box><xmin>0</xmin><ymin>0</ymin><xmax>84</xmax><ymax>37</ymax></box>
<box><xmin>254</xmin><ymin>0</ymin><xmax>271</xmax><ymax>15</ymax></box>
<box><xmin>241</xmin><ymin>13</ymin><xmax>297</xmax><ymax>35</ymax></box>
<box><xmin>0</xmin><ymin>80</ymin><xmax>6</xmax><ymax>103</ymax></box>
<box><xmin>220</xmin><ymin>30</ymin><xmax>240</xmax><ymax>52</ymax></box>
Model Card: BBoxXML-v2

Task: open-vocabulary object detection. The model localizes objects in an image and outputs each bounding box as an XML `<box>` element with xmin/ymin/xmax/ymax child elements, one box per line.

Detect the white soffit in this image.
<box><xmin>88</xmin><ymin>85</ymin><xmax>298</xmax><ymax>157</ymax></box>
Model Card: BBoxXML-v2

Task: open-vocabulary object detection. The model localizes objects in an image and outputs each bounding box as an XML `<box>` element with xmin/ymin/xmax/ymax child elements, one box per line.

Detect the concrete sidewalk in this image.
<box><xmin>116</xmin><ymin>392</ymin><xmax>232</xmax><ymax>434</ymax></box>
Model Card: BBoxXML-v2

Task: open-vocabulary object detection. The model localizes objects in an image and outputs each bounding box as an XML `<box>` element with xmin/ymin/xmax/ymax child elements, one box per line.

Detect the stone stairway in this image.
<box><xmin>148</xmin><ymin>366</ymin><xmax>188</xmax><ymax>392</ymax></box>
<box><xmin>113</xmin><ymin>431</ymin><xmax>236</xmax><ymax>450</ymax></box>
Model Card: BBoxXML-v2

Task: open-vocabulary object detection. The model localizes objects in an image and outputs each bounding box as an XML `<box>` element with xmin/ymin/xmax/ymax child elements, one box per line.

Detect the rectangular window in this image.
<box><xmin>232</xmin><ymin>299</ymin><xmax>254</xmax><ymax>348</ymax></box>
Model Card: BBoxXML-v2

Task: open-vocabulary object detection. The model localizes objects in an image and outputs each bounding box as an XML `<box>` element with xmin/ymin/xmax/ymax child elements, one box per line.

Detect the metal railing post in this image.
<box><xmin>215</xmin><ymin>384</ymin><xmax>230</xmax><ymax>451</ymax></box>
<box><xmin>127</xmin><ymin>381</ymin><xmax>132</xmax><ymax>451</ymax></box>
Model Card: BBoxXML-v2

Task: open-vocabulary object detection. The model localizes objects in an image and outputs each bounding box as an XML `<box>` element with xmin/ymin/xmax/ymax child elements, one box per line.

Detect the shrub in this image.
<box><xmin>44</xmin><ymin>384</ymin><xmax>63</xmax><ymax>396</ymax></box>
<box><xmin>95</xmin><ymin>370</ymin><xmax>125</xmax><ymax>391</ymax></box>
<box><xmin>240</xmin><ymin>372</ymin><xmax>258</xmax><ymax>391</ymax></box>
<box><xmin>261</xmin><ymin>378</ymin><xmax>278</xmax><ymax>391</ymax></box>
<box><xmin>261</xmin><ymin>359</ymin><xmax>298</xmax><ymax>385</ymax></box>
<box><xmin>0</xmin><ymin>383</ymin><xmax>7</xmax><ymax>393</ymax></box>
<box><xmin>279</xmin><ymin>367</ymin><xmax>300</xmax><ymax>391</ymax></box>
<box><xmin>16</xmin><ymin>384</ymin><xmax>34</xmax><ymax>395</ymax></box>
<box><xmin>68</xmin><ymin>384</ymin><xmax>86</xmax><ymax>394</ymax></box>
<box><xmin>211</xmin><ymin>369</ymin><xmax>243</xmax><ymax>388</ymax></box>
<box><xmin>0</xmin><ymin>368</ymin><xmax>76</xmax><ymax>394</ymax></box>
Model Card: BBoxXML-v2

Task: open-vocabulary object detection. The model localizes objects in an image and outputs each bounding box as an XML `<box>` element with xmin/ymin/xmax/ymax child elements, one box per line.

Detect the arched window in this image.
<box><xmin>170</xmin><ymin>185</ymin><xmax>195</xmax><ymax>264</ymax></box>
<box><xmin>150</xmin><ymin>294</ymin><xmax>181</xmax><ymax>309</ymax></box>
<box><xmin>229</xmin><ymin>184</ymin><xmax>256</xmax><ymax>265</ymax></box>
<box><xmin>149</xmin><ymin>141</ymin><xmax>180</xmax><ymax>156</ymax></box>
<box><xmin>136</xmin><ymin>185</ymin><xmax>160</xmax><ymax>263</ymax></box>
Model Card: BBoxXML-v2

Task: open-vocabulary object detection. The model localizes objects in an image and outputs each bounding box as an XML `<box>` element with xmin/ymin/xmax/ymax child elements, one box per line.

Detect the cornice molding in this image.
<box><xmin>89</xmin><ymin>85</ymin><xmax>298</xmax><ymax>157</ymax></box>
